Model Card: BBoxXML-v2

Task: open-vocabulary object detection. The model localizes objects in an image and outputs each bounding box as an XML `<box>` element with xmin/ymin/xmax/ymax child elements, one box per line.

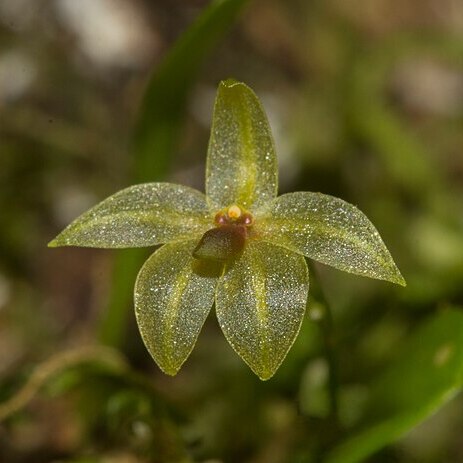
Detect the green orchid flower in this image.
<box><xmin>49</xmin><ymin>79</ymin><xmax>405</xmax><ymax>380</ymax></box>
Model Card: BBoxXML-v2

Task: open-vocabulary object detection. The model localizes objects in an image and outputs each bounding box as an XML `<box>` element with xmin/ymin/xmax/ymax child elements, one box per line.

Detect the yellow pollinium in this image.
<box><xmin>227</xmin><ymin>205</ymin><xmax>242</xmax><ymax>219</ymax></box>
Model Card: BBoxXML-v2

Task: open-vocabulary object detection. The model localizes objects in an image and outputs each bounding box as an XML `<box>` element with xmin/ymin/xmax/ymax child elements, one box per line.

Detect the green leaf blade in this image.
<box><xmin>134</xmin><ymin>240</ymin><xmax>219</xmax><ymax>375</ymax></box>
<box><xmin>49</xmin><ymin>183</ymin><xmax>212</xmax><ymax>248</ymax></box>
<box><xmin>216</xmin><ymin>240</ymin><xmax>309</xmax><ymax>380</ymax></box>
<box><xmin>327</xmin><ymin>309</ymin><xmax>463</xmax><ymax>463</ymax></box>
<box><xmin>206</xmin><ymin>80</ymin><xmax>278</xmax><ymax>212</ymax></box>
<box><xmin>258</xmin><ymin>192</ymin><xmax>405</xmax><ymax>285</ymax></box>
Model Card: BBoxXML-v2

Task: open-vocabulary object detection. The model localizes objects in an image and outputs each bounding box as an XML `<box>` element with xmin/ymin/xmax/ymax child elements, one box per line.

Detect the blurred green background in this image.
<box><xmin>1</xmin><ymin>0</ymin><xmax>463</xmax><ymax>462</ymax></box>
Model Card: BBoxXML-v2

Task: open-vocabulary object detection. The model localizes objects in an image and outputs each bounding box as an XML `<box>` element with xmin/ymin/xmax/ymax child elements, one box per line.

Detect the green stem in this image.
<box><xmin>308</xmin><ymin>261</ymin><xmax>340</xmax><ymax>426</ymax></box>
<box><xmin>0</xmin><ymin>346</ymin><xmax>127</xmax><ymax>422</ymax></box>
<box><xmin>98</xmin><ymin>248</ymin><xmax>148</xmax><ymax>346</ymax></box>
<box><xmin>320</xmin><ymin>296</ymin><xmax>339</xmax><ymax>424</ymax></box>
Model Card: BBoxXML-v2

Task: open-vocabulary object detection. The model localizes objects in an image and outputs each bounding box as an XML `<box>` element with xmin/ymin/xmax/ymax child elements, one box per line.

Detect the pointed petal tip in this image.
<box><xmin>160</xmin><ymin>365</ymin><xmax>180</xmax><ymax>377</ymax></box>
<box><xmin>256</xmin><ymin>370</ymin><xmax>276</xmax><ymax>381</ymax></box>
<box><xmin>244</xmin><ymin>357</ymin><xmax>277</xmax><ymax>381</ymax></box>
<box><xmin>395</xmin><ymin>274</ymin><xmax>407</xmax><ymax>287</ymax></box>
<box><xmin>381</xmin><ymin>269</ymin><xmax>406</xmax><ymax>287</ymax></box>
<box><xmin>235</xmin><ymin>350</ymin><xmax>281</xmax><ymax>381</ymax></box>
<box><xmin>48</xmin><ymin>235</ymin><xmax>76</xmax><ymax>248</ymax></box>
<box><xmin>47</xmin><ymin>238</ymin><xmax>60</xmax><ymax>248</ymax></box>
<box><xmin>387</xmin><ymin>262</ymin><xmax>406</xmax><ymax>287</ymax></box>
<box><xmin>220</xmin><ymin>77</ymin><xmax>242</xmax><ymax>89</ymax></box>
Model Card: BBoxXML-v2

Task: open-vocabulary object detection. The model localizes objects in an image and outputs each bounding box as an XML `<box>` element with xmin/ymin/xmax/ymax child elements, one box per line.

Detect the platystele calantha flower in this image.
<box><xmin>49</xmin><ymin>79</ymin><xmax>405</xmax><ymax>380</ymax></box>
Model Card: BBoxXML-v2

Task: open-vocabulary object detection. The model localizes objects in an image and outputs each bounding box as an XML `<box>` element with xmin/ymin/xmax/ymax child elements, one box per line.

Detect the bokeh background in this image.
<box><xmin>1</xmin><ymin>0</ymin><xmax>463</xmax><ymax>462</ymax></box>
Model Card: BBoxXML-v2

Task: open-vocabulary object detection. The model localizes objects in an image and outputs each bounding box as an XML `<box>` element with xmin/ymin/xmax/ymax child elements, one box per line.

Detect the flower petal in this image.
<box><xmin>258</xmin><ymin>192</ymin><xmax>405</xmax><ymax>286</ymax></box>
<box><xmin>216</xmin><ymin>240</ymin><xmax>309</xmax><ymax>380</ymax></box>
<box><xmin>135</xmin><ymin>240</ymin><xmax>219</xmax><ymax>375</ymax></box>
<box><xmin>49</xmin><ymin>183</ymin><xmax>212</xmax><ymax>248</ymax></box>
<box><xmin>206</xmin><ymin>79</ymin><xmax>278</xmax><ymax>212</ymax></box>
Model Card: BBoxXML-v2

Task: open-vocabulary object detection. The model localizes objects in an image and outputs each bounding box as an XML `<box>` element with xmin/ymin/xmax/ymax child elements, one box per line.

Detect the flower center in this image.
<box><xmin>193</xmin><ymin>205</ymin><xmax>254</xmax><ymax>261</ymax></box>
<box><xmin>214</xmin><ymin>204</ymin><xmax>254</xmax><ymax>226</ymax></box>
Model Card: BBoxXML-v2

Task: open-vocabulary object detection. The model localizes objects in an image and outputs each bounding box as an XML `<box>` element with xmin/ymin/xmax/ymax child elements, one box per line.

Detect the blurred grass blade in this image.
<box><xmin>99</xmin><ymin>0</ymin><xmax>248</xmax><ymax>346</ymax></box>
<box><xmin>326</xmin><ymin>309</ymin><xmax>463</xmax><ymax>463</ymax></box>
<box><xmin>346</xmin><ymin>34</ymin><xmax>463</xmax><ymax>202</ymax></box>
<box><xmin>0</xmin><ymin>347</ymin><xmax>127</xmax><ymax>422</ymax></box>
<box><xmin>134</xmin><ymin>0</ymin><xmax>249</xmax><ymax>183</ymax></box>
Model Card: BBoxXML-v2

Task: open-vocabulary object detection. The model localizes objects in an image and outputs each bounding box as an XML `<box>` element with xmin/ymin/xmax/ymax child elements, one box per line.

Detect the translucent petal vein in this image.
<box><xmin>134</xmin><ymin>240</ymin><xmax>218</xmax><ymax>375</ymax></box>
<box><xmin>49</xmin><ymin>183</ymin><xmax>212</xmax><ymax>248</ymax></box>
<box><xmin>206</xmin><ymin>79</ymin><xmax>278</xmax><ymax>212</ymax></box>
<box><xmin>216</xmin><ymin>240</ymin><xmax>309</xmax><ymax>380</ymax></box>
<box><xmin>258</xmin><ymin>192</ymin><xmax>405</xmax><ymax>285</ymax></box>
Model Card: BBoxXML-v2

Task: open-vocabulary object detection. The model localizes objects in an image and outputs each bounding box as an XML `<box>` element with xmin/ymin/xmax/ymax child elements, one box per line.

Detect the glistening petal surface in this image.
<box><xmin>134</xmin><ymin>240</ymin><xmax>219</xmax><ymax>375</ymax></box>
<box><xmin>49</xmin><ymin>183</ymin><xmax>211</xmax><ymax>248</ymax></box>
<box><xmin>216</xmin><ymin>240</ymin><xmax>309</xmax><ymax>380</ymax></box>
<box><xmin>258</xmin><ymin>192</ymin><xmax>405</xmax><ymax>285</ymax></box>
<box><xmin>206</xmin><ymin>79</ymin><xmax>278</xmax><ymax>212</ymax></box>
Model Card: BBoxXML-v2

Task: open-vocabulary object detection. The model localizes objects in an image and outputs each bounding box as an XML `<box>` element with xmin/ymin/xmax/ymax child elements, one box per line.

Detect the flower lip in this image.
<box><xmin>194</xmin><ymin>205</ymin><xmax>254</xmax><ymax>262</ymax></box>
<box><xmin>193</xmin><ymin>224</ymin><xmax>247</xmax><ymax>262</ymax></box>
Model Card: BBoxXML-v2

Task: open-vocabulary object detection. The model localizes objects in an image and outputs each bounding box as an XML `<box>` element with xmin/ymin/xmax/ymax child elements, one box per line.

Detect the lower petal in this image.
<box><xmin>216</xmin><ymin>240</ymin><xmax>309</xmax><ymax>380</ymax></box>
<box><xmin>135</xmin><ymin>240</ymin><xmax>219</xmax><ymax>375</ymax></box>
